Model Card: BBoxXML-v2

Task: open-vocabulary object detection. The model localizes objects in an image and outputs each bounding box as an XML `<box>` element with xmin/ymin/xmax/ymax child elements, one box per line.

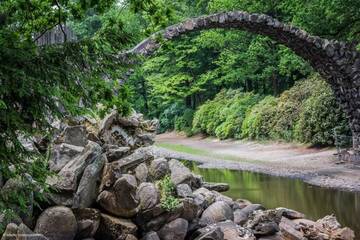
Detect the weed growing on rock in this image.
<box><xmin>156</xmin><ymin>175</ymin><xmax>180</xmax><ymax>211</ymax></box>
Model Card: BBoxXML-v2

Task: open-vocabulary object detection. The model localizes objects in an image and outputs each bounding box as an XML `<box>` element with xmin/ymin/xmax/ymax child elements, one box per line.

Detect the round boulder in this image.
<box><xmin>35</xmin><ymin>206</ymin><xmax>78</xmax><ymax>240</ymax></box>
<box><xmin>200</xmin><ymin>201</ymin><xmax>234</xmax><ymax>226</ymax></box>
<box><xmin>149</xmin><ymin>158</ymin><xmax>169</xmax><ymax>180</ymax></box>
<box><xmin>158</xmin><ymin>218</ymin><xmax>188</xmax><ymax>240</ymax></box>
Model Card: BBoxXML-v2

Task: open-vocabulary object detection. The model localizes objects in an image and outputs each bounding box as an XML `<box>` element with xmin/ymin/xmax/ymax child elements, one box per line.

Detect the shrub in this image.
<box><xmin>215</xmin><ymin>92</ymin><xmax>262</xmax><ymax>139</ymax></box>
<box><xmin>241</xmin><ymin>96</ymin><xmax>278</xmax><ymax>140</ymax></box>
<box><xmin>156</xmin><ymin>175</ymin><xmax>180</xmax><ymax>211</ymax></box>
<box><xmin>158</xmin><ymin>102</ymin><xmax>186</xmax><ymax>133</ymax></box>
<box><xmin>294</xmin><ymin>80</ymin><xmax>351</xmax><ymax>146</ymax></box>
<box><xmin>269</xmin><ymin>75</ymin><xmax>321</xmax><ymax>141</ymax></box>
<box><xmin>192</xmin><ymin>89</ymin><xmax>262</xmax><ymax>138</ymax></box>
<box><xmin>174</xmin><ymin>108</ymin><xmax>195</xmax><ymax>136</ymax></box>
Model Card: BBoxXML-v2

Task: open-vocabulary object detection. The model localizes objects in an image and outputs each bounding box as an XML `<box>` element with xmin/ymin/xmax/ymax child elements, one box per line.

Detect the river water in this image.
<box><xmin>189</xmin><ymin>163</ymin><xmax>360</xmax><ymax>239</ymax></box>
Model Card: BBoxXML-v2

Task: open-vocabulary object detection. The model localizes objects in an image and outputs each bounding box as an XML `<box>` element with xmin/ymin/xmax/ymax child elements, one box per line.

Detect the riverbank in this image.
<box><xmin>154</xmin><ymin>132</ymin><xmax>360</xmax><ymax>192</ymax></box>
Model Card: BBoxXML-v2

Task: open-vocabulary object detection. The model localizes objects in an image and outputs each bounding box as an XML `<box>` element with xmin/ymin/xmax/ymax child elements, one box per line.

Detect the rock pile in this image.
<box><xmin>0</xmin><ymin>111</ymin><xmax>355</xmax><ymax>240</ymax></box>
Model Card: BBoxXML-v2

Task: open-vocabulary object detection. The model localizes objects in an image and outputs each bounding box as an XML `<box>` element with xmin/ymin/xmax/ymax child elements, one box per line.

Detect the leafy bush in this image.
<box><xmin>156</xmin><ymin>175</ymin><xmax>180</xmax><ymax>211</ymax></box>
<box><xmin>158</xmin><ymin>103</ymin><xmax>186</xmax><ymax>133</ymax></box>
<box><xmin>192</xmin><ymin>89</ymin><xmax>262</xmax><ymax>139</ymax></box>
<box><xmin>269</xmin><ymin>76</ymin><xmax>320</xmax><ymax>141</ymax></box>
<box><xmin>294</xmin><ymin>80</ymin><xmax>351</xmax><ymax>146</ymax></box>
<box><xmin>174</xmin><ymin>108</ymin><xmax>195</xmax><ymax>136</ymax></box>
<box><xmin>241</xmin><ymin>96</ymin><xmax>278</xmax><ymax>140</ymax></box>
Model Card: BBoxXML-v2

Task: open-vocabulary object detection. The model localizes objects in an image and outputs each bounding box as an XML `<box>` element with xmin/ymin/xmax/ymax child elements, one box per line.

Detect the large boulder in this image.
<box><xmin>34</xmin><ymin>206</ymin><xmax>77</xmax><ymax>240</ymax></box>
<box><xmin>279</xmin><ymin>217</ymin><xmax>306</xmax><ymax>240</ymax></box>
<box><xmin>149</xmin><ymin>158</ymin><xmax>169</xmax><ymax>180</ymax></box>
<box><xmin>57</xmin><ymin>125</ymin><xmax>88</xmax><ymax>147</ymax></box>
<box><xmin>200</xmin><ymin>201</ymin><xmax>234</xmax><ymax>226</ymax></box>
<box><xmin>47</xmin><ymin>141</ymin><xmax>102</xmax><ymax>192</ymax></box>
<box><xmin>181</xmin><ymin>198</ymin><xmax>201</xmax><ymax>221</ymax></box>
<box><xmin>157</xmin><ymin>218</ymin><xmax>188</xmax><ymax>240</ymax></box>
<box><xmin>106</xmin><ymin>146</ymin><xmax>131</xmax><ymax>162</ymax></box>
<box><xmin>176</xmin><ymin>184</ymin><xmax>193</xmax><ymax>198</ymax></box>
<box><xmin>244</xmin><ymin>210</ymin><xmax>282</xmax><ymax>236</ymax></box>
<box><xmin>234</xmin><ymin>204</ymin><xmax>264</xmax><ymax>226</ymax></box>
<box><xmin>137</xmin><ymin>183</ymin><xmax>160</xmax><ymax>210</ymax></box>
<box><xmin>49</xmin><ymin>143</ymin><xmax>84</xmax><ymax>172</ymax></box>
<box><xmin>193</xmin><ymin>187</ymin><xmax>217</xmax><ymax>210</ymax></box>
<box><xmin>169</xmin><ymin>159</ymin><xmax>196</xmax><ymax>186</ymax></box>
<box><xmin>73</xmin><ymin>154</ymin><xmax>105</xmax><ymax>208</ymax></box>
<box><xmin>98</xmin><ymin>175</ymin><xmax>139</xmax><ymax>218</ymax></box>
<box><xmin>95</xmin><ymin>213</ymin><xmax>137</xmax><ymax>240</ymax></box>
<box><xmin>73</xmin><ymin>208</ymin><xmax>100</xmax><ymax>239</ymax></box>
<box><xmin>217</xmin><ymin>221</ymin><xmax>256</xmax><ymax>240</ymax></box>
<box><xmin>100</xmin><ymin>149</ymin><xmax>153</xmax><ymax>190</ymax></box>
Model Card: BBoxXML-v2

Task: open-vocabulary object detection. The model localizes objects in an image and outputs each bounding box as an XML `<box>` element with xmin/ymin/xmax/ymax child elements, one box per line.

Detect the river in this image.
<box><xmin>189</xmin><ymin>162</ymin><xmax>360</xmax><ymax>239</ymax></box>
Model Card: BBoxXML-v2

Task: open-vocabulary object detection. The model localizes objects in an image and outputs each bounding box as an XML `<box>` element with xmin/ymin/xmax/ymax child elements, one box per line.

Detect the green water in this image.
<box><xmin>190</xmin><ymin>163</ymin><xmax>360</xmax><ymax>238</ymax></box>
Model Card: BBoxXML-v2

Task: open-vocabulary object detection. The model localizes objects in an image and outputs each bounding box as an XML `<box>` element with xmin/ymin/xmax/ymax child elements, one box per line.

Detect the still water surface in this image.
<box><xmin>189</xmin><ymin>163</ymin><xmax>360</xmax><ymax>239</ymax></box>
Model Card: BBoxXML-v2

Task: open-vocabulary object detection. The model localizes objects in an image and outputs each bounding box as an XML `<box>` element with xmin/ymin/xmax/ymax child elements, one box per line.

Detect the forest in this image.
<box><xmin>1</xmin><ymin>0</ymin><xmax>360</xmax><ymax>239</ymax></box>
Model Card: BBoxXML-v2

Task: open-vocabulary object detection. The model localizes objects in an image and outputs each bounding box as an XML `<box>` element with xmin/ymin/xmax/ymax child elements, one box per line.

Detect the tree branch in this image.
<box><xmin>55</xmin><ymin>0</ymin><xmax>67</xmax><ymax>42</ymax></box>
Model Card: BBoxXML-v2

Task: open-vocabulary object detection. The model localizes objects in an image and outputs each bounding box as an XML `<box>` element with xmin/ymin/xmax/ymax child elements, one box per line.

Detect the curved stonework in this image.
<box><xmin>123</xmin><ymin>11</ymin><xmax>360</xmax><ymax>150</ymax></box>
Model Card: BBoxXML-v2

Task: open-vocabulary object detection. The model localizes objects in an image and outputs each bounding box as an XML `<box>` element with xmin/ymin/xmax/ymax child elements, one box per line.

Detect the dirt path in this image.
<box><xmin>153</xmin><ymin>132</ymin><xmax>360</xmax><ymax>191</ymax></box>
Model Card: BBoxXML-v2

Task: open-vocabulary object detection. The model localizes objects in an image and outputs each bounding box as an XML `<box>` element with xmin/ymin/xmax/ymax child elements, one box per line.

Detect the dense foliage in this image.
<box><xmin>192</xmin><ymin>90</ymin><xmax>262</xmax><ymax>139</ymax></box>
<box><xmin>192</xmin><ymin>75</ymin><xmax>351</xmax><ymax>146</ymax></box>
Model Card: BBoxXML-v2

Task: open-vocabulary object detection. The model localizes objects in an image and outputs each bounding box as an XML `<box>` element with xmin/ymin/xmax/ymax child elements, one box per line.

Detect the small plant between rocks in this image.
<box><xmin>156</xmin><ymin>175</ymin><xmax>181</xmax><ymax>211</ymax></box>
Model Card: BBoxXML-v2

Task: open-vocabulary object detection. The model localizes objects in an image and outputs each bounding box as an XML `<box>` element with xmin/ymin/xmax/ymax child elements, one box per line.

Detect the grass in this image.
<box><xmin>155</xmin><ymin>142</ymin><xmax>265</xmax><ymax>164</ymax></box>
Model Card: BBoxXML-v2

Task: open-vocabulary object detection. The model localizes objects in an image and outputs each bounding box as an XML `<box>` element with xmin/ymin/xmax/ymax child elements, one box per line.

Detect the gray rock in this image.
<box><xmin>193</xmin><ymin>187</ymin><xmax>217</xmax><ymax>210</ymax></box>
<box><xmin>192</xmin><ymin>225</ymin><xmax>224</xmax><ymax>240</ymax></box>
<box><xmin>276</xmin><ymin>208</ymin><xmax>305</xmax><ymax>220</ymax></box>
<box><xmin>245</xmin><ymin>210</ymin><xmax>282</xmax><ymax>236</ymax></box>
<box><xmin>47</xmin><ymin>141</ymin><xmax>102</xmax><ymax>192</ymax></box>
<box><xmin>100</xmin><ymin>149</ymin><xmax>153</xmax><ymax>190</ymax></box>
<box><xmin>202</xmin><ymin>182</ymin><xmax>229</xmax><ymax>192</ymax></box>
<box><xmin>97</xmin><ymin>174</ymin><xmax>139</xmax><ymax>218</ymax></box>
<box><xmin>135</xmin><ymin>163</ymin><xmax>149</xmax><ymax>183</ymax></box>
<box><xmin>106</xmin><ymin>147</ymin><xmax>131</xmax><ymax>162</ymax></box>
<box><xmin>73</xmin><ymin>154</ymin><xmax>105</xmax><ymax>208</ymax></box>
<box><xmin>217</xmin><ymin>221</ymin><xmax>256</xmax><ymax>240</ymax></box>
<box><xmin>142</xmin><ymin>231</ymin><xmax>160</xmax><ymax>240</ymax></box>
<box><xmin>34</xmin><ymin>206</ymin><xmax>77</xmax><ymax>240</ymax></box>
<box><xmin>1</xmin><ymin>223</ymin><xmax>47</xmax><ymax>240</ymax></box>
<box><xmin>49</xmin><ymin>143</ymin><xmax>84</xmax><ymax>172</ymax></box>
<box><xmin>158</xmin><ymin>218</ymin><xmax>188</xmax><ymax>240</ymax></box>
<box><xmin>169</xmin><ymin>159</ymin><xmax>195</xmax><ymax>186</ymax></box>
<box><xmin>118</xmin><ymin>114</ymin><xmax>141</xmax><ymax>127</ymax></box>
<box><xmin>279</xmin><ymin>217</ymin><xmax>305</xmax><ymax>240</ymax></box>
<box><xmin>60</xmin><ymin>125</ymin><xmax>88</xmax><ymax>147</ymax></box>
<box><xmin>176</xmin><ymin>184</ymin><xmax>193</xmax><ymax>198</ymax></box>
<box><xmin>73</xmin><ymin>208</ymin><xmax>100</xmax><ymax>239</ymax></box>
<box><xmin>95</xmin><ymin>213</ymin><xmax>137</xmax><ymax>240</ymax></box>
<box><xmin>234</xmin><ymin>204</ymin><xmax>265</xmax><ymax>226</ymax></box>
<box><xmin>181</xmin><ymin>198</ymin><xmax>201</xmax><ymax>221</ymax></box>
<box><xmin>149</xmin><ymin>158</ymin><xmax>169</xmax><ymax>180</ymax></box>
<box><xmin>200</xmin><ymin>201</ymin><xmax>234</xmax><ymax>226</ymax></box>
<box><xmin>137</xmin><ymin>183</ymin><xmax>160</xmax><ymax>210</ymax></box>
<box><xmin>234</xmin><ymin>199</ymin><xmax>252</xmax><ymax>210</ymax></box>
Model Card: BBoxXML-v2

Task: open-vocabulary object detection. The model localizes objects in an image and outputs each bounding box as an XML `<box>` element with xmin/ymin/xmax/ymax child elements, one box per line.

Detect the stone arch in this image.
<box><xmin>123</xmin><ymin>11</ymin><xmax>360</xmax><ymax>151</ymax></box>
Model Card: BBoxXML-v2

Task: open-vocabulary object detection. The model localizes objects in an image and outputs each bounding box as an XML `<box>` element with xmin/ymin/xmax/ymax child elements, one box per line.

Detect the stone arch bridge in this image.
<box><xmin>122</xmin><ymin>11</ymin><xmax>360</xmax><ymax>151</ymax></box>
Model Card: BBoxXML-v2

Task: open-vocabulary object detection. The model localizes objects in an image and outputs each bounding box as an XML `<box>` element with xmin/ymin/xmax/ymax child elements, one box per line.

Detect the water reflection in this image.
<box><xmin>189</xmin><ymin>163</ymin><xmax>360</xmax><ymax>239</ymax></box>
